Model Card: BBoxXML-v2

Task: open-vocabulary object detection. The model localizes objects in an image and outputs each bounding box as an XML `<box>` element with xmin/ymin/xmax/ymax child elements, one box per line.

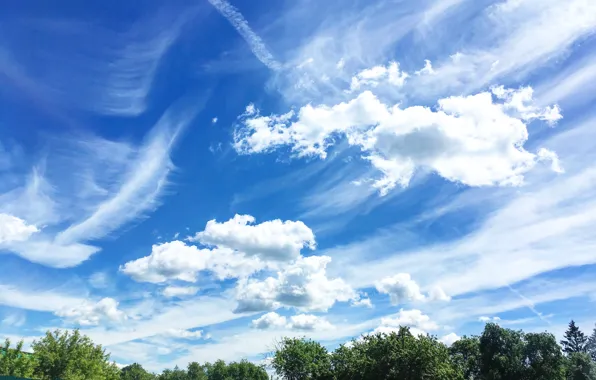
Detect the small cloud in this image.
<box><xmin>336</xmin><ymin>58</ymin><xmax>345</xmax><ymax>70</ymax></box>
<box><xmin>212</xmin><ymin>117</ymin><xmax>218</xmax><ymax>124</ymax></box>
<box><xmin>89</xmin><ymin>272</ymin><xmax>109</xmax><ymax>289</ymax></box>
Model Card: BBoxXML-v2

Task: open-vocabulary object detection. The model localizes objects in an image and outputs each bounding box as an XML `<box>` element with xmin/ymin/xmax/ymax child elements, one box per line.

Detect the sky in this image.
<box><xmin>1</xmin><ymin>0</ymin><xmax>596</xmax><ymax>372</ymax></box>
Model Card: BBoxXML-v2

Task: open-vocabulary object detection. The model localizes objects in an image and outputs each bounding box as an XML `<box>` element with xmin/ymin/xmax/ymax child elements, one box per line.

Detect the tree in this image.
<box><xmin>157</xmin><ymin>366</ymin><xmax>187</xmax><ymax>380</ymax></box>
<box><xmin>449</xmin><ymin>336</ymin><xmax>480</xmax><ymax>380</ymax></box>
<box><xmin>272</xmin><ymin>337</ymin><xmax>333</xmax><ymax>380</ymax></box>
<box><xmin>562</xmin><ymin>321</ymin><xmax>588</xmax><ymax>355</ymax></box>
<box><xmin>121</xmin><ymin>363</ymin><xmax>156</xmax><ymax>380</ymax></box>
<box><xmin>331</xmin><ymin>328</ymin><xmax>462</xmax><ymax>379</ymax></box>
<box><xmin>524</xmin><ymin>332</ymin><xmax>566</xmax><ymax>380</ymax></box>
<box><xmin>32</xmin><ymin>329</ymin><xmax>120</xmax><ymax>380</ymax></box>
<box><xmin>479</xmin><ymin>323</ymin><xmax>526</xmax><ymax>380</ymax></box>
<box><xmin>586</xmin><ymin>324</ymin><xmax>596</xmax><ymax>362</ymax></box>
<box><xmin>187</xmin><ymin>361</ymin><xmax>208</xmax><ymax>380</ymax></box>
<box><xmin>565</xmin><ymin>352</ymin><xmax>596</xmax><ymax>380</ymax></box>
<box><xmin>0</xmin><ymin>338</ymin><xmax>36</xmax><ymax>378</ymax></box>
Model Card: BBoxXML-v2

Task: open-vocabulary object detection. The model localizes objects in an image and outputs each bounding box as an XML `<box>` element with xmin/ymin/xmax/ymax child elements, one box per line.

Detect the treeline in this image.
<box><xmin>2</xmin><ymin>320</ymin><xmax>596</xmax><ymax>379</ymax></box>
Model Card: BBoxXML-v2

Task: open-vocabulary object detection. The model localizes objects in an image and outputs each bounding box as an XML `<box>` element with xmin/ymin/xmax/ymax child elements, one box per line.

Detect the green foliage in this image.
<box><xmin>0</xmin><ymin>339</ymin><xmax>36</xmax><ymax>378</ymax></box>
<box><xmin>157</xmin><ymin>360</ymin><xmax>267</xmax><ymax>380</ymax></box>
<box><xmin>272</xmin><ymin>337</ymin><xmax>333</xmax><ymax>380</ymax></box>
<box><xmin>562</xmin><ymin>321</ymin><xmax>588</xmax><ymax>355</ymax></box>
<box><xmin>586</xmin><ymin>325</ymin><xmax>596</xmax><ymax>362</ymax></box>
<box><xmin>331</xmin><ymin>327</ymin><xmax>462</xmax><ymax>380</ymax></box>
<box><xmin>524</xmin><ymin>332</ymin><xmax>566</xmax><ymax>380</ymax></box>
<box><xmin>121</xmin><ymin>363</ymin><xmax>156</xmax><ymax>380</ymax></box>
<box><xmin>31</xmin><ymin>329</ymin><xmax>120</xmax><ymax>380</ymax></box>
<box><xmin>186</xmin><ymin>362</ymin><xmax>207</xmax><ymax>380</ymax></box>
<box><xmin>565</xmin><ymin>352</ymin><xmax>596</xmax><ymax>380</ymax></box>
<box><xmin>450</xmin><ymin>336</ymin><xmax>480</xmax><ymax>380</ymax></box>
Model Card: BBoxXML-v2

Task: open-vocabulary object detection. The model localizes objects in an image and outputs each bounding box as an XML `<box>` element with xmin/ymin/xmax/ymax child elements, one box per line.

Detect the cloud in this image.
<box><xmin>349</xmin><ymin>61</ymin><xmax>408</xmax><ymax>91</ymax></box>
<box><xmin>0</xmin><ymin>285</ymin><xmax>86</xmax><ymax>313</ymax></box>
<box><xmin>206</xmin><ymin>0</ymin><xmax>282</xmax><ymax>70</ymax></box>
<box><xmin>380</xmin><ymin>309</ymin><xmax>440</xmax><ymax>332</ymax></box>
<box><xmin>439</xmin><ymin>332</ymin><xmax>460</xmax><ymax>346</ymax></box>
<box><xmin>479</xmin><ymin>316</ymin><xmax>501</xmax><ymax>323</ymax></box>
<box><xmin>89</xmin><ymin>272</ymin><xmax>109</xmax><ymax>289</ymax></box>
<box><xmin>288</xmin><ymin>314</ymin><xmax>334</xmax><ymax>331</ymax></box>
<box><xmin>55</xmin><ymin>297</ymin><xmax>127</xmax><ymax>326</ymax></box>
<box><xmin>1</xmin><ymin>312</ymin><xmax>26</xmax><ymax>328</ymax></box>
<box><xmin>0</xmin><ymin>213</ymin><xmax>38</xmax><ymax>244</ymax></box>
<box><xmin>415</xmin><ymin>60</ymin><xmax>435</xmax><ymax>76</ymax></box>
<box><xmin>120</xmin><ymin>240</ymin><xmax>266</xmax><ymax>283</ymax></box>
<box><xmin>234</xmin><ymin>255</ymin><xmax>357</xmax><ymax>313</ymax></box>
<box><xmin>162</xmin><ymin>328</ymin><xmax>204</xmax><ymax>340</ymax></box>
<box><xmin>162</xmin><ymin>286</ymin><xmax>199</xmax><ymax>298</ymax></box>
<box><xmin>251</xmin><ymin>312</ymin><xmax>287</xmax><ymax>329</ymax></box>
<box><xmin>234</xmin><ymin>86</ymin><xmax>562</xmax><ymax>195</ymax></box>
<box><xmin>375</xmin><ymin>273</ymin><xmax>426</xmax><ymax>305</ymax></box>
<box><xmin>352</xmin><ymin>297</ymin><xmax>373</xmax><ymax>308</ymax></box>
<box><xmin>428</xmin><ymin>286</ymin><xmax>451</xmax><ymax>302</ymax></box>
<box><xmin>190</xmin><ymin>214</ymin><xmax>316</xmax><ymax>261</ymax></box>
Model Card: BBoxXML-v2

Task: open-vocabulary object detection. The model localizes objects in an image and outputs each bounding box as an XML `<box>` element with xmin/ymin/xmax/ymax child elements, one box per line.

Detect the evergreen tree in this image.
<box><xmin>561</xmin><ymin>321</ymin><xmax>588</xmax><ymax>354</ymax></box>
<box><xmin>586</xmin><ymin>324</ymin><xmax>596</xmax><ymax>362</ymax></box>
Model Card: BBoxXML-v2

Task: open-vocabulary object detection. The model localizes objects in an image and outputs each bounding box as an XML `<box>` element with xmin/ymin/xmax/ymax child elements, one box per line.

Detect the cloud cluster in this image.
<box><xmin>55</xmin><ymin>298</ymin><xmax>126</xmax><ymax>326</ymax></box>
<box><xmin>349</xmin><ymin>62</ymin><xmax>408</xmax><ymax>91</ymax></box>
<box><xmin>371</xmin><ymin>309</ymin><xmax>439</xmax><ymax>337</ymax></box>
<box><xmin>234</xmin><ymin>83</ymin><xmax>563</xmax><ymax>195</ymax></box>
<box><xmin>235</xmin><ymin>255</ymin><xmax>357</xmax><ymax>313</ymax></box>
<box><xmin>375</xmin><ymin>273</ymin><xmax>450</xmax><ymax>305</ymax></box>
<box><xmin>0</xmin><ymin>213</ymin><xmax>38</xmax><ymax>244</ymax></box>
<box><xmin>162</xmin><ymin>328</ymin><xmax>205</xmax><ymax>340</ymax></box>
<box><xmin>251</xmin><ymin>312</ymin><xmax>333</xmax><ymax>331</ymax></box>
<box><xmin>190</xmin><ymin>214</ymin><xmax>315</xmax><ymax>261</ymax></box>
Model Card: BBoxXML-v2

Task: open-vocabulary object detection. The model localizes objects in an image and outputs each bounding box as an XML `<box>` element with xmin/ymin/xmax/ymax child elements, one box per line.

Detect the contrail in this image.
<box><xmin>206</xmin><ymin>0</ymin><xmax>282</xmax><ymax>71</ymax></box>
<box><xmin>507</xmin><ymin>285</ymin><xmax>551</xmax><ymax>325</ymax></box>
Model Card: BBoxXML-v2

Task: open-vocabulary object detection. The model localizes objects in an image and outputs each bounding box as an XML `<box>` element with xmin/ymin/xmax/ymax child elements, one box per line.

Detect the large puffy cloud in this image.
<box><xmin>375</xmin><ymin>273</ymin><xmax>426</xmax><ymax>305</ymax></box>
<box><xmin>375</xmin><ymin>274</ymin><xmax>450</xmax><ymax>305</ymax></box>
<box><xmin>234</xmin><ymin>83</ymin><xmax>562</xmax><ymax>195</ymax></box>
<box><xmin>55</xmin><ymin>297</ymin><xmax>126</xmax><ymax>326</ymax></box>
<box><xmin>120</xmin><ymin>240</ymin><xmax>265</xmax><ymax>283</ymax></box>
<box><xmin>190</xmin><ymin>214</ymin><xmax>315</xmax><ymax>262</ymax></box>
<box><xmin>250</xmin><ymin>312</ymin><xmax>333</xmax><ymax>331</ymax></box>
<box><xmin>235</xmin><ymin>255</ymin><xmax>357</xmax><ymax>313</ymax></box>
<box><xmin>0</xmin><ymin>213</ymin><xmax>38</xmax><ymax>244</ymax></box>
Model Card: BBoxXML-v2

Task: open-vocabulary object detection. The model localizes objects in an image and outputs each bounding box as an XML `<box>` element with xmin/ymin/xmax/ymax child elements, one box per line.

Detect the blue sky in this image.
<box><xmin>1</xmin><ymin>0</ymin><xmax>596</xmax><ymax>371</ymax></box>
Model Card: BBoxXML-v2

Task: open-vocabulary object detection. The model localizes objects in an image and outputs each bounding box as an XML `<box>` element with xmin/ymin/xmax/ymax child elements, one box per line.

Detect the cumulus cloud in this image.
<box><xmin>190</xmin><ymin>214</ymin><xmax>315</xmax><ymax>261</ymax></box>
<box><xmin>251</xmin><ymin>312</ymin><xmax>287</xmax><ymax>329</ymax></box>
<box><xmin>250</xmin><ymin>312</ymin><xmax>333</xmax><ymax>331</ymax></box>
<box><xmin>439</xmin><ymin>332</ymin><xmax>460</xmax><ymax>346</ymax></box>
<box><xmin>381</xmin><ymin>309</ymin><xmax>439</xmax><ymax>332</ymax></box>
<box><xmin>55</xmin><ymin>298</ymin><xmax>126</xmax><ymax>326</ymax></box>
<box><xmin>0</xmin><ymin>213</ymin><xmax>38</xmax><ymax>244</ymax></box>
<box><xmin>352</xmin><ymin>297</ymin><xmax>373</xmax><ymax>308</ymax></box>
<box><xmin>375</xmin><ymin>273</ymin><xmax>425</xmax><ymax>305</ymax></box>
<box><xmin>162</xmin><ymin>286</ymin><xmax>199</xmax><ymax>298</ymax></box>
<box><xmin>428</xmin><ymin>286</ymin><xmax>451</xmax><ymax>302</ymax></box>
<box><xmin>234</xmin><ymin>84</ymin><xmax>563</xmax><ymax>195</ymax></box>
<box><xmin>349</xmin><ymin>61</ymin><xmax>408</xmax><ymax>91</ymax></box>
<box><xmin>235</xmin><ymin>255</ymin><xmax>357</xmax><ymax>313</ymax></box>
<box><xmin>120</xmin><ymin>240</ymin><xmax>265</xmax><ymax>283</ymax></box>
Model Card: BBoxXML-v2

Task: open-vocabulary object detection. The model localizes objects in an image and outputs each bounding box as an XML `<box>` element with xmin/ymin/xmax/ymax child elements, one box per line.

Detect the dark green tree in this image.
<box><xmin>0</xmin><ymin>338</ymin><xmax>36</xmax><ymax>377</ymax></box>
<box><xmin>561</xmin><ymin>321</ymin><xmax>588</xmax><ymax>354</ymax></box>
<box><xmin>158</xmin><ymin>366</ymin><xmax>187</xmax><ymax>380</ymax></box>
<box><xmin>332</xmin><ymin>328</ymin><xmax>461</xmax><ymax>379</ymax></box>
<box><xmin>565</xmin><ymin>352</ymin><xmax>596</xmax><ymax>380</ymax></box>
<box><xmin>272</xmin><ymin>337</ymin><xmax>333</xmax><ymax>380</ymax></box>
<box><xmin>32</xmin><ymin>329</ymin><xmax>120</xmax><ymax>380</ymax></box>
<box><xmin>121</xmin><ymin>362</ymin><xmax>156</xmax><ymax>380</ymax></box>
<box><xmin>524</xmin><ymin>332</ymin><xmax>566</xmax><ymax>379</ymax></box>
<box><xmin>479</xmin><ymin>323</ymin><xmax>526</xmax><ymax>380</ymax></box>
<box><xmin>449</xmin><ymin>336</ymin><xmax>480</xmax><ymax>380</ymax></box>
<box><xmin>187</xmin><ymin>361</ymin><xmax>208</xmax><ymax>380</ymax></box>
<box><xmin>586</xmin><ymin>324</ymin><xmax>596</xmax><ymax>362</ymax></box>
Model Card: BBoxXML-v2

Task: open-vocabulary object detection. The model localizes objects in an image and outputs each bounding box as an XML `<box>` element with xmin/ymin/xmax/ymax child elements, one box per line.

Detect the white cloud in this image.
<box><xmin>162</xmin><ymin>286</ymin><xmax>199</xmax><ymax>298</ymax></box>
<box><xmin>235</xmin><ymin>255</ymin><xmax>357</xmax><ymax>312</ymax></box>
<box><xmin>212</xmin><ymin>117</ymin><xmax>218</xmax><ymax>124</ymax></box>
<box><xmin>56</xmin><ymin>297</ymin><xmax>126</xmax><ymax>326</ymax></box>
<box><xmin>349</xmin><ymin>61</ymin><xmax>408</xmax><ymax>91</ymax></box>
<box><xmin>428</xmin><ymin>286</ymin><xmax>451</xmax><ymax>302</ymax></box>
<box><xmin>190</xmin><ymin>214</ymin><xmax>315</xmax><ymax>261</ymax></box>
<box><xmin>415</xmin><ymin>60</ymin><xmax>435</xmax><ymax>76</ymax></box>
<box><xmin>380</xmin><ymin>309</ymin><xmax>439</xmax><ymax>332</ymax></box>
<box><xmin>120</xmin><ymin>240</ymin><xmax>266</xmax><ymax>283</ymax></box>
<box><xmin>287</xmin><ymin>314</ymin><xmax>334</xmax><ymax>331</ymax></box>
<box><xmin>479</xmin><ymin>316</ymin><xmax>501</xmax><ymax>323</ymax></box>
<box><xmin>251</xmin><ymin>312</ymin><xmax>287</xmax><ymax>329</ymax></box>
<box><xmin>206</xmin><ymin>0</ymin><xmax>281</xmax><ymax>70</ymax></box>
<box><xmin>0</xmin><ymin>285</ymin><xmax>86</xmax><ymax>313</ymax></box>
<box><xmin>352</xmin><ymin>297</ymin><xmax>373</xmax><ymax>308</ymax></box>
<box><xmin>439</xmin><ymin>332</ymin><xmax>460</xmax><ymax>346</ymax></box>
<box><xmin>1</xmin><ymin>312</ymin><xmax>26</xmax><ymax>327</ymax></box>
<box><xmin>234</xmin><ymin>86</ymin><xmax>562</xmax><ymax>195</ymax></box>
<box><xmin>0</xmin><ymin>213</ymin><xmax>38</xmax><ymax>244</ymax></box>
<box><xmin>375</xmin><ymin>273</ymin><xmax>425</xmax><ymax>305</ymax></box>
<box><xmin>162</xmin><ymin>328</ymin><xmax>204</xmax><ymax>340</ymax></box>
